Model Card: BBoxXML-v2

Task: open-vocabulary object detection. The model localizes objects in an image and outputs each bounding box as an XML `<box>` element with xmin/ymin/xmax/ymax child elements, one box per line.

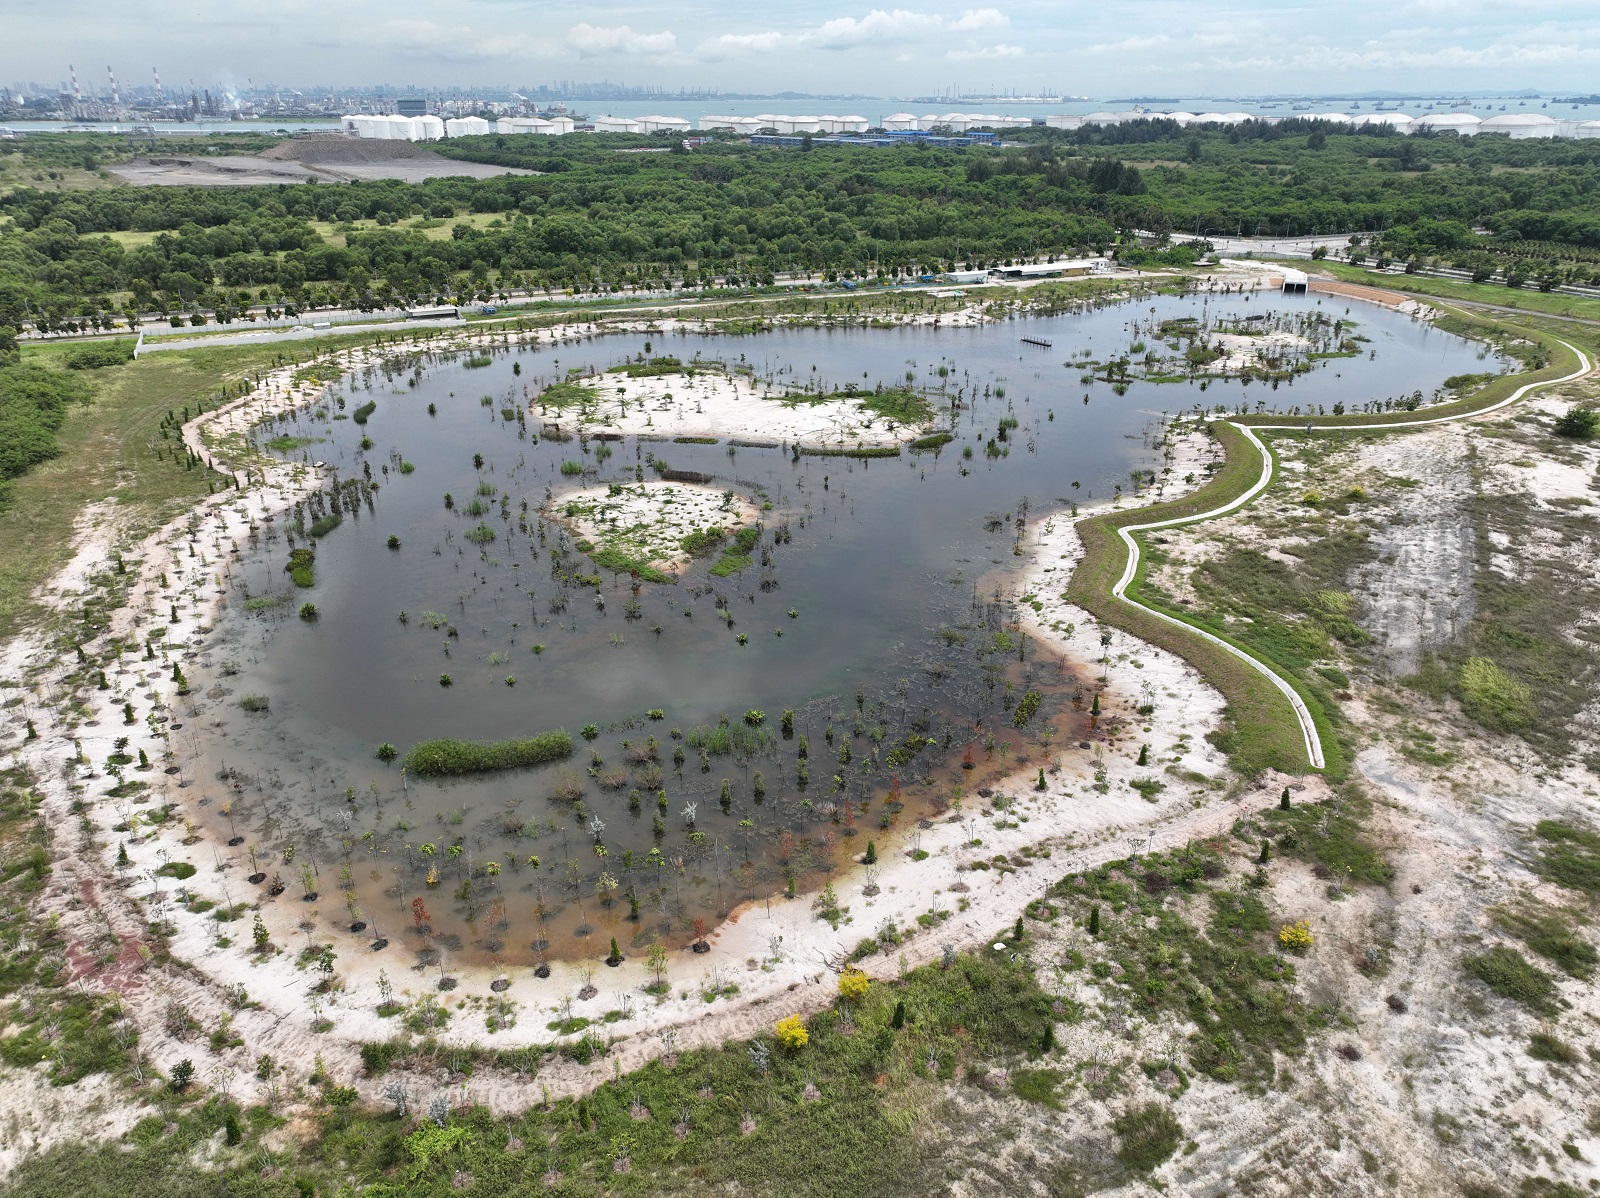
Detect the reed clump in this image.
<box><xmin>405</xmin><ymin>730</ymin><xmax>574</xmax><ymax>777</ymax></box>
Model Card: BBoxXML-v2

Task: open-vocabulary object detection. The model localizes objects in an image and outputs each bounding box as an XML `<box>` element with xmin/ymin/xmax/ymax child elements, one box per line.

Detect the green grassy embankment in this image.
<box><xmin>1069</xmin><ymin>422</ymin><xmax>1333</xmax><ymax>777</ymax></box>
<box><xmin>1305</xmin><ymin>260</ymin><xmax>1600</xmax><ymax>324</ymax></box>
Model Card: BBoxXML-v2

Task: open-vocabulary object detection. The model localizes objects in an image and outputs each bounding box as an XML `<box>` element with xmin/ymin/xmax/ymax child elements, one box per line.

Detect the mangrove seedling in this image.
<box><xmin>607</xmin><ymin>938</ymin><xmax>623</xmax><ymax>967</ymax></box>
<box><xmin>864</xmin><ymin>840</ymin><xmax>877</xmax><ymax>865</ymax></box>
<box><xmin>375</xmin><ymin>743</ymin><xmax>397</xmax><ymax>764</ymax></box>
<box><xmin>439</xmin><ymin>674</ymin><xmax>453</xmax><ymax>687</ymax></box>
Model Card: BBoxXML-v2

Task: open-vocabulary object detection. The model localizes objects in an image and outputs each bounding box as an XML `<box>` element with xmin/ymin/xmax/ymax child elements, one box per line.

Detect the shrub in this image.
<box><xmin>156</xmin><ymin>861</ymin><xmax>197</xmax><ymax>880</ymax></box>
<box><xmin>1113</xmin><ymin>1103</ymin><xmax>1182</xmax><ymax>1172</ymax></box>
<box><xmin>774</xmin><ymin>1014</ymin><xmax>808</xmax><ymax>1050</ymax></box>
<box><xmin>168</xmin><ymin>1059</ymin><xmax>195</xmax><ymax>1092</ymax></box>
<box><xmin>1528</xmin><ymin>1032</ymin><xmax>1578</xmax><ymax>1064</ymax></box>
<box><xmin>1554</xmin><ymin>404</ymin><xmax>1598</xmax><ymax>439</ymax></box>
<box><xmin>64</xmin><ymin>339</ymin><xmax>136</xmax><ymax>370</ymax></box>
<box><xmin>285</xmin><ymin>547</ymin><xmax>315</xmax><ymax>587</ymax></box>
<box><xmin>309</xmin><ymin>513</ymin><xmax>342</xmax><ymax>538</ymax></box>
<box><xmin>238</xmin><ymin>694</ymin><xmax>270</xmax><ymax>713</ymax></box>
<box><xmin>560</xmin><ymin>461</ymin><xmax>584</xmax><ymax>477</ymax></box>
<box><xmin>1277</xmin><ymin>920</ymin><xmax>1313</xmax><ymax>951</ymax></box>
<box><xmin>352</xmin><ymin>400</ymin><xmax>377</xmax><ymax>425</ymax></box>
<box><xmin>298</xmin><ymin>602</ymin><xmax>318</xmax><ymax>621</ymax></box>
<box><xmin>837</xmin><ymin>966</ymin><xmax>870</xmax><ymax>1003</ymax></box>
<box><xmin>404</xmin><ymin>730</ymin><xmax>574</xmax><ymax>777</ymax></box>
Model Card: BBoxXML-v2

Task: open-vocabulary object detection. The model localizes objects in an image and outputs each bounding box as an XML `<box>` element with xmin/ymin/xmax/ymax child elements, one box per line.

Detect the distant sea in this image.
<box><xmin>9</xmin><ymin>93</ymin><xmax>1600</xmax><ymax>135</ymax></box>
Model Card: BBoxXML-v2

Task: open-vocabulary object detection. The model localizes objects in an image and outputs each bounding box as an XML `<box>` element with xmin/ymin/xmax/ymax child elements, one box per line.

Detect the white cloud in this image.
<box><xmin>813</xmin><ymin>9</ymin><xmax>944</xmax><ymax>47</ymax></box>
<box><xmin>565</xmin><ymin>22</ymin><xmax>677</xmax><ymax>57</ymax></box>
<box><xmin>1084</xmin><ymin>33</ymin><xmax>1173</xmax><ymax>54</ymax></box>
<box><xmin>704</xmin><ymin>7</ymin><xmax>1011</xmax><ymax>56</ymax></box>
<box><xmin>948</xmin><ymin>8</ymin><xmax>1009</xmax><ymax>32</ymax></box>
<box><xmin>945</xmin><ymin>42</ymin><xmax>1025</xmax><ymax>60</ymax></box>
<box><xmin>379</xmin><ymin>18</ymin><xmax>536</xmax><ymax>60</ymax></box>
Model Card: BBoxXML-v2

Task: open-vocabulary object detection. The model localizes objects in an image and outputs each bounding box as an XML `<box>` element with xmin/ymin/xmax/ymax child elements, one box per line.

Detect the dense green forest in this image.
<box><xmin>2</xmin><ymin>120</ymin><xmax>1599</xmax><ymax>331</ymax></box>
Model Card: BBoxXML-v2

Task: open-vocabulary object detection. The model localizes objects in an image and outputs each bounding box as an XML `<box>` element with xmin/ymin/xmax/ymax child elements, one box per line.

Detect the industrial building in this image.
<box><xmin>750</xmin><ymin>131</ymin><xmax>998</xmax><ymax>148</ymax></box>
<box><xmin>990</xmin><ymin>258</ymin><xmax>1111</xmax><ymax>279</ymax></box>
<box><xmin>333</xmin><ymin>104</ymin><xmax>1600</xmax><ymax>145</ymax></box>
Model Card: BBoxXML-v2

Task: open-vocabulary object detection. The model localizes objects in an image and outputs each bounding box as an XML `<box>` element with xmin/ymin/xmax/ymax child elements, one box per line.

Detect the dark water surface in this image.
<box><xmin>186</xmin><ymin>293</ymin><xmax>1494</xmax><ymax>965</ymax></box>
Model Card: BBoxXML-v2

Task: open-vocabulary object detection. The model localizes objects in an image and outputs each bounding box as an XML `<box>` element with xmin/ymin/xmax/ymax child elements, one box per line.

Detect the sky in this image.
<box><xmin>9</xmin><ymin>0</ymin><xmax>1600</xmax><ymax>96</ymax></box>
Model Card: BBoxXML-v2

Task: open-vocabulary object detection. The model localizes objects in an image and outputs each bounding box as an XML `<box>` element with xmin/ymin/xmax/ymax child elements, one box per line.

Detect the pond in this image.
<box><xmin>184</xmin><ymin>291</ymin><xmax>1496</xmax><ymax>968</ymax></box>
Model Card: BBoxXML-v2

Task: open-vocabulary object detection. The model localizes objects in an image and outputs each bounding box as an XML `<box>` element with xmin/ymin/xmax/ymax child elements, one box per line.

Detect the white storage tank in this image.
<box><xmin>594</xmin><ymin>116</ymin><xmax>642</xmax><ymax>133</ymax></box>
<box><xmin>882</xmin><ymin>112</ymin><xmax>918</xmax><ymax>131</ymax></box>
<box><xmin>1573</xmin><ymin>120</ymin><xmax>1600</xmax><ymax>139</ymax></box>
<box><xmin>1045</xmin><ymin>113</ymin><xmax>1085</xmax><ymax>130</ymax></box>
<box><xmin>1352</xmin><ymin>112</ymin><xmax>1413</xmax><ymax>130</ymax></box>
<box><xmin>1480</xmin><ymin>113</ymin><xmax>1557</xmax><ymax>138</ymax></box>
<box><xmin>1414</xmin><ymin>112</ymin><xmax>1480</xmax><ymax>134</ymax></box>
<box><xmin>415</xmin><ymin>115</ymin><xmax>444</xmax><ymax>140</ymax></box>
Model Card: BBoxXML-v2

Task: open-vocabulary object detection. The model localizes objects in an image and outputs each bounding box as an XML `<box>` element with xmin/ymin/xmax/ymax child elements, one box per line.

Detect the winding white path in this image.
<box><xmin>1107</xmin><ymin>335</ymin><xmax>1593</xmax><ymax>772</ymax></box>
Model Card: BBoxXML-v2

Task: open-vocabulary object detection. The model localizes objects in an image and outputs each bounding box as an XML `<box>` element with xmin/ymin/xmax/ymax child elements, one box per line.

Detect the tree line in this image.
<box><xmin>2</xmin><ymin>123</ymin><xmax>1599</xmax><ymax>331</ymax></box>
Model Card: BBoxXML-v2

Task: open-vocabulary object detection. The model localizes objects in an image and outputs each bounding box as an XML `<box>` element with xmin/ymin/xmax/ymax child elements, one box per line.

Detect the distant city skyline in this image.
<box><xmin>8</xmin><ymin>1</ymin><xmax>1600</xmax><ymax>97</ymax></box>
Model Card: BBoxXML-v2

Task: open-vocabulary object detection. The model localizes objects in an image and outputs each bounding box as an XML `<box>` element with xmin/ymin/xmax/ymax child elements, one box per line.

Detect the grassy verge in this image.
<box><xmin>0</xmin><ymin>343</ymin><xmax>277</xmax><ymax>642</ymax></box>
<box><xmin>1305</xmin><ymin>260</ymin><xmax>1600</xmax><ymax>323</ymax></box>
<box><xmin>1069</xmin><ymin>422</ymin><xmax>1330</xmax><ymax>777</ymax></box>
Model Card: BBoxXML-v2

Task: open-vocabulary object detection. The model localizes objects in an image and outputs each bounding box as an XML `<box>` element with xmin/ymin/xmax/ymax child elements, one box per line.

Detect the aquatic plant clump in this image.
<box><xmin>404</xmin><ymin>730</ymin><xmax>576</xmax><ymax>777</ymax></box>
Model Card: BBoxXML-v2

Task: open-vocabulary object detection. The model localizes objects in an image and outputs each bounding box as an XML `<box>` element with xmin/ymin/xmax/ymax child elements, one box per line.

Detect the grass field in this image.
<box><xmin>1302</xmin><ymin>260</ymin><xmax>1600</xmax><ymax>324</ymax></box>
<box><xmin>0</xmin><ymin>333</ymin><xmax>391</xmax><ymax>643</ymax></box>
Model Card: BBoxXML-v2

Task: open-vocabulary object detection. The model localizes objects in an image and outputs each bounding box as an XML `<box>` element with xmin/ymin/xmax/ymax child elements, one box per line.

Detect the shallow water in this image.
<box><xmin>183</xmin><ymin>292</ymin><xmax>1494</xmax><ymax>967</ymax></box>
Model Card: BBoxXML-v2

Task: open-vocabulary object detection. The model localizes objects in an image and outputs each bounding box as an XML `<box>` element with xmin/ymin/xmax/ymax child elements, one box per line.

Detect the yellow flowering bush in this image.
<box><xmin>774</xmin><ymin>1014</ymin><xmax>809</xmax><ymax>1051</ymax></box>
<box><xmin>837</xmin><ymin>966</ymin><xmax>870</xmax><ymax>1002</ymax></box>
<box><xmin>1278</xmin><ymin>920</ymin><xmax>1313</xmax><ymax>951</ymax></box>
